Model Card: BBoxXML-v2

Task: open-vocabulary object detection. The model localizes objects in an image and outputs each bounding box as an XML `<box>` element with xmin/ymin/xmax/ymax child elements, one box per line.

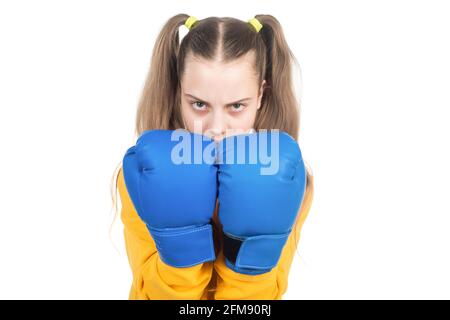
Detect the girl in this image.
<box><xmin>111</xmin><ymin>14</ymin><xmax>314</xmax><ymax>300</ymax></box>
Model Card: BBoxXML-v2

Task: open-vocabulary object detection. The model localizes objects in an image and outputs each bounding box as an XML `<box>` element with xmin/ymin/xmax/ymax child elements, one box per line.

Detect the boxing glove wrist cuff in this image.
<box><xmin>222</xmin><ymin>231</ymin><xmax>291</xmax><ymax>275</ymax></box>
<box><xmin>147</xmin><ymin>223</ymin><xmax>216</xmax><ymax>268</ymax></box>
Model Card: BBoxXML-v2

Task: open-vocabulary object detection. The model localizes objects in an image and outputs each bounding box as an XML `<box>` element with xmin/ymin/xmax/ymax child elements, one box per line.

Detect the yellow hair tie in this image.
<box><xmin>248</xmin><ymin>17</ymin><xmax>263</xmax><ymax>33</ymax></box>
<box><xmin>185</xmin><ymin>16</ymin><xmax>198</xmax><ymax>30</ymax></box>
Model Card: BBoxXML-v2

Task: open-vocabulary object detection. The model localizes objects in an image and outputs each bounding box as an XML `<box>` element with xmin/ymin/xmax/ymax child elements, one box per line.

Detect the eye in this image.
<box><xmin>191</xmin><ymin>101</ymin><xmax>207</xmax><ymax>111</ymax></box>
<box><xmin>229</xmin><ymin>103</ymin><xmax>246</xmax><ymax>112</ymax></box>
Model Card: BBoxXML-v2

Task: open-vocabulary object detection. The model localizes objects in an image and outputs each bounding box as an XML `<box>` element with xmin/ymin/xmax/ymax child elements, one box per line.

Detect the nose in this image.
<box><xmin>208</xmin><ymin>109</ymin><xmax>226</xmax><ymax>142</ymax></box>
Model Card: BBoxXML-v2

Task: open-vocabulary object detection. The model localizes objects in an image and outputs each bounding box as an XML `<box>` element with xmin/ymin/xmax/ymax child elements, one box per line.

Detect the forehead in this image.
<box><xmin>181</xmin><ymin>52</ymin><xmax>258</xmax><ymax>96</ymax></box>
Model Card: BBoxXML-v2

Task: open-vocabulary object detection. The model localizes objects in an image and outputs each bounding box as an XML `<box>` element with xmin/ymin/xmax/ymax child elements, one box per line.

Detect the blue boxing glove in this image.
<box><xmin>122</xmin><ymin>129</ymin><xmax>217</xmax><ymax>268</ymax></box>
<box><xmin>216</xmin><ymin>130</ymin><xmax>307</xmax><ymax>275</ymax></box>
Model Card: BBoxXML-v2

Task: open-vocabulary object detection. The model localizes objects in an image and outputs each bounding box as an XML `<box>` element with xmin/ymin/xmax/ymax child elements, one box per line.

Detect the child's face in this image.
<box><xmin>180</xmin><ymin>51</ymin><xmax>265</xmax><ymax>142</ymax></box>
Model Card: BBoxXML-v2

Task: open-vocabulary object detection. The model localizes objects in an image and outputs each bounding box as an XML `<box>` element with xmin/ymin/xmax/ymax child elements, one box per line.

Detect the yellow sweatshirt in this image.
<box><xmin>117</xmin><ymin>165</ymin><xmax>314</xmax><ymax>300</ymax></box>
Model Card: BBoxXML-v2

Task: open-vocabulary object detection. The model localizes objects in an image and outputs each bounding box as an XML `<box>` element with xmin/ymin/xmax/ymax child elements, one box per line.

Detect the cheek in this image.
<box><xmin>228</xmin><ymin>105</ymin><xmax>258</xmax><ymax>132</ymax></box>
<box><xmin>181</xmin><ymin>102</ymin><xmax>205</xmax><ymax>133</ymax></box>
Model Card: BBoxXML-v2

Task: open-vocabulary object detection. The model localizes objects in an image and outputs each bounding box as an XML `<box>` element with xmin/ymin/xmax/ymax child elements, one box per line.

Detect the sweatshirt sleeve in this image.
<box><xmin>213</xmin><ymin>173</ymin><xmax>314</xmax><ymax>300</ymax></box>
<box><xmin>117</xmin><ymin>166</ymin><xmax>214</xmax><ymax>300</ymax></box>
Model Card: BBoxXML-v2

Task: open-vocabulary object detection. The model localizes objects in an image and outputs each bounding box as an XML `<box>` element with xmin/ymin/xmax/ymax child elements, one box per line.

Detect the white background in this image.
<box><xmin>0</xmin><ymin>0</ymin><xmax>449</xmax><ymax>299</ymax></box>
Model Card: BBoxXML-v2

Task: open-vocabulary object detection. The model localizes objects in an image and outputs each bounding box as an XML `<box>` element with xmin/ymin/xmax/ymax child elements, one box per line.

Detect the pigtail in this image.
<box><xmin>135</xmin><ymin>14</ymin><xmax>189</xmax><ymax>136</ymax></box>
<box><xmin>254</xmin><ymin>15</ymin><xmax>300</xmax><ymax>140</ymax></box>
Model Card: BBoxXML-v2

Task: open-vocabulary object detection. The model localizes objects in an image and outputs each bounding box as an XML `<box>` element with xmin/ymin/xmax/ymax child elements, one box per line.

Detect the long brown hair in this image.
<box><xmin>110</xmin><ymin>13</ymin><xmax>313</xmax><ymax>259</ymax></box>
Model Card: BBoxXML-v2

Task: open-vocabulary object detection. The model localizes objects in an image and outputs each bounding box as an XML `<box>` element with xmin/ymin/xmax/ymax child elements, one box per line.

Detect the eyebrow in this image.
<box><xmin>184</xmin><ymin>93</ymin><xmax>252</xmax><ymax>105</ymax></box>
